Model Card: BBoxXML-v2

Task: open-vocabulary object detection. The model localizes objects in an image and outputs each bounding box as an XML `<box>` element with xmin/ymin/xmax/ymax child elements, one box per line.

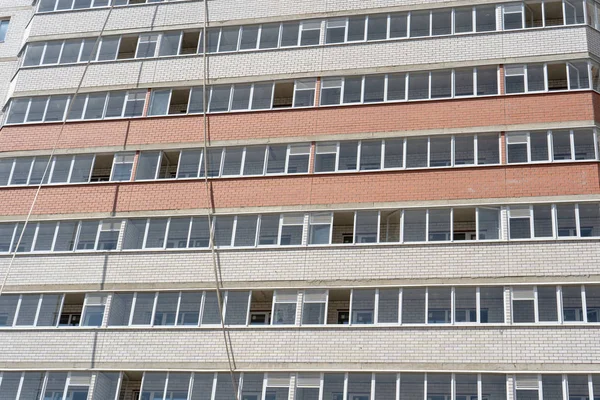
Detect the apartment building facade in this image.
<box><xmin>0</xmin><ymin>0</ymin><xmax>599</xmax><ymax>398</ymax></box>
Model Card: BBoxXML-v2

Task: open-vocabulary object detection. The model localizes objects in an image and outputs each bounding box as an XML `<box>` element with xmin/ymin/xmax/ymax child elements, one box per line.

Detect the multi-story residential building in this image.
<box><xmin>0</xmin><ymin>0</ymin><xmax>599</xmax><ymax>398</ymax></box>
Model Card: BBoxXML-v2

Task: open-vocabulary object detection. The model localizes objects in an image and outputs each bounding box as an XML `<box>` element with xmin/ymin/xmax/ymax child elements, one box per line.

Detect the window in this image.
<box><xmin>280</xmin><ymin>214</ymin><xmax>304</xmax><ymax>245</ymax></box>
<box><xmin>505</xmin><ymin>65</ymin><xmax>526</xmax><ymax>93</ymax></box>
<box><xmin>308</xmin><ymin>212</ymin><xmax>332</xmax><ymax>245</ymax></box>
<box><xmin>512</xmin><ymin>287</ymin><xmax>536</xmax><ymax>323</ymax></box>
<box><xmin>81</xmin><ymin>294</ymin><xmax>106</xmax><ymax>326</ymax></box>
<box><xmin>0</xmin><ymin>20</ymin><xmax>8</xmax><ymax>42</ymax></box>
<box><xmin>402</xmin><ymin>288</ymin><xmax>426</xmax><ymax>323</ymax></box>
<box><xmin>351</xmin><ymin>289</ymin><xmax>375</xmax><ymax>324</ymax></box>
<box><xmin>428</xmin><ymin>287</ymin><xmax>451</xmax><ymax>323</ymax></box>
<box><xmin>515</xmin><ymin>375</ymin><xmax>540</xmax><ymax>400</ymax></box>
<box><xmin>410</xmin><ymin>11</ymin><xmax>431</xmax><ymax>37</ymax></box>
<box><xmin>110</xmin><ymin>152</ymin><xmax>135</xmax><ymax>181</ymax></box>
<box><xmin>302</xmin><ymin>290</ymin><xmax>327</xmax><ymax>324</ymax></box>
<box><xmin>503</xmin><ymin>4</ymin><xmax>525</xmax><ymax>29</ymax></box>
<box><xmin>140</xmin><ymin>372</ymin><xmax>191</xmax><ymax>400</ymax></box>
<box><xmin>272</xmin><ymin>290</ymin><xmax>297</xmax><ymax>325</ymax></box>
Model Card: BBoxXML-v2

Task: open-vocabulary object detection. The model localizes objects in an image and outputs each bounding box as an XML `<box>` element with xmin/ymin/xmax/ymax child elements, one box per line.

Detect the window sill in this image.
<box><xmin>3</xmin><ymin>322</ymin><xmax>599</xmax><ymax>332</ymax></box>
<box><xmin>3</xmin><ymin>237</ymin><xmax>600</xmax><ymax>257</ymax></box>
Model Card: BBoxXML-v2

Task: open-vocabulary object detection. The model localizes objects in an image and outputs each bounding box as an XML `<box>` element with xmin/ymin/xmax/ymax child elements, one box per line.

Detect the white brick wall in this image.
<box><xmin>12</xmin><ymin>26</ymin><xmax>592</xmax><ymax>95</ymax></box>
<box><xmin>27</xmin><ymin>0</ymin><xmax>510</xmax><ymax>39</ymax></box>
<box><xmin>0</xmin><ymin>327</ymin><xmax>596</xmax><ymax>370</ymax></box>
<box><xmin>0</xmin><ymin>240</ymin><xmax>598</xmax><ymax>292</ymax></box>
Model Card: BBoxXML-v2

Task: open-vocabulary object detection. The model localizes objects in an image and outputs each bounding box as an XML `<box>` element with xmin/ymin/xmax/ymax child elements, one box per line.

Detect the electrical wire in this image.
<box><xmin>0</xmin><ymin>3</ymin><xmax>118</xmax><ymax>297</ymax></box>
<box><xmin>199</xmin><ymin>0</ymin><xmax>240</xmax><ymax>398</ymax></box>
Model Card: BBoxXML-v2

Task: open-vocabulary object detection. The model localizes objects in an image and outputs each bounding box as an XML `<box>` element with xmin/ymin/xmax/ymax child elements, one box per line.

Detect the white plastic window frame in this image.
<box><xmin>278</xmin><ymin>213</ymin><xmax>306</xmax><ymax>246</ymax></box>
<box><xmin>110</xmin><ymin>152</ymin><xmax>135</xmax><ymax>182</ymax></box>
<box><xmin>300</xmin><ymin>289</ymin><xmax>329</xmax><ymax>326</ymax></box>
<box><xmin>511</xmin><ymin>285</ymin><xmax>565</xmax><ymax>324</ymax></box>
<box><xmin>505</xmin><ymin>61</ymin><xmax>591</xmax><ymax>94</ymax></box>
<box><xmin>506</xmin><ymin>131</ymin><xmax>551</xmax><ymax>164</ymax></box>
<box><xmin>135</xmin><ymin>33</ymin><xmax>160</xmax><ymax>59</ymax></box>
<box><xmin>270</xmin><ymin>290</ymin><xmax>299</xmax><ymax>326</ymax></box>
<box><xmin>502</xmin><ymin>3</ymin><xmax>526</xmax><ymax>30</ymax></box>
<box><xmin>307</xmin><ymin>212</ymin><xmax>333</xmax><ymax>245</ymax></box>
<box><xmin>139</xmin><ymin>371</ymin><xmax>192</xmax><ymax>400</ymax></box>
<box><xmin>550</xmin><ymin>129</ymin><xmax>599</xmax><ymax>162</ymax></box>
<box><xmin>11</xmin><ymin>293</ymin><xmax>65</xmax><ymax>327</ymax></box>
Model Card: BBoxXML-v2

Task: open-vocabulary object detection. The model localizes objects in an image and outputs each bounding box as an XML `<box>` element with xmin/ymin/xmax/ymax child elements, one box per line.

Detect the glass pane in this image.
<box><xmin>481</xmin><ymin>374</ymin><xmax>506</xmax><ymax>400</ymax></box>
<box><xmin>428</xmin><ymin>287</ymin><xmax>451</xmax><ymax>323</ymax></box>
<box><xmin>323</xmin><ymin>374</ymin><xmax>345</xmax><ymax>400</ymax></box>
<box><xmin>552</xmin><ymin>130</ymin><xmax>572</xmax><ymax>160</ymax></box>
<box><xmin>177</xmin><ymin>150</ymin><xmax>202</xmax><ymax>178</ymax></box>
<box><xmin>26</xmin><ymin>97</ymin><xmax>48</xmax><ymax>122</ymax></box>
<box><xmin>480</xmin><ymin>286</ymin><xmax>504</xmax><ymax>323</ymax></box>
<box><xmin>201</xmin><ymin>291</ymin><xmax>221</xmax><ymax>325</ymax></box>
<box><xmin>408</xmin><ymin>72</ymin><xmax>429</xmax><ymax>100</ymax></box>
<box><xmin>15</xmin><ymin>294</ymin><xmax>40</xmax><ymax>326</ymax></box>
<box><xmin>400</xmin><ymin>373</ymin><xmax>424</xmax><ymax>399</ymax></box>
<box><xmin>387</xmin><ymin>73</ymin><xmax>406</xmax><ymax>101</ymax></box>
<box><xmin>347</xmin><ymin>373</ymin><xmax>371</xmax><ymax>400</ymax></box>
<box><xmin>0</xmin><ymin>372</ymin><xmax>23</xmax><ymax>399</ymax></box>
<box><xmin>364</xmin><ymin>75</ymin><xmax>385</xmax><ymax>103</ymax></box>
<box><xmin>259</xmin><ymin>24</ymin><xmax>280</xmax><ymax>49</ymax></box>
<box><xmin>224</xmin><ymin>291</ymin><xmax>249</xmax><ymax>325</ymax></box>
<box><xmin>477</xmin><ymin>134</ymin><xmax>499</xmax><ymax>164</ymax></box>
<box><xmin>209</xmin><ymin>86</ymin><xmax>231</xmax><ymax>112</ymax></box>
<box><xmin>390</xmin><ymin>13</ymin><xmax>407</xmax><ymax>37</ymax></box>
<box><xmin>81</xmin><ymin>305</ymin><xmax>104</xmax><ymax>327</ymax></box>
<box><xmin>429</xmin><ymin>136</ymin><xmax>451</xmax><ymax>167</ymax></box>
<box><xmin>585</xmin><ymin>285</ymin><xmax>600</xmax><ymax>322</ymax></box>
<box><xmin>107</xmin><ymin>292</ymin><xmax>134</xmax><ymax>326</ymax></box>
<box><xmin>240</xmin><ymin>25</ymin><xmax>259</xmax><ymax>50</ymax></box>
<box><xmin>556</xmin><ymin>204</ymin><xmax>577</xmax><ymax>237</ymax></box>
<box><xmin>573</xmin><ymin>129</ymin><xmax>596</xmax><ymax>160</ymax></box>
<box><xmin>562</xmin><ymin>285</ymin><xmax>583</xmax><ymax>322</ymax></box>
<box><xmin>177</xmin><ymin>291</ymin><xmax>202</xmax><ymax>325</ymax></box>
<box><xmin>455</xmin><ymin>68</ymin><xmax>474</xmax><ymax>96</ymax></box>
<box><xmin>234</xmin><ymin>215</ymin><xmax>258</xmax><ymax>247</ymax></box>
<box><xmin>166</xmin><ymin>373</ymin><xmax>191</xmax><ymax>400</ymax></box>
<box><xmin>455</xmin><ymin>287</ymin><xmax>476</xmax><ymax>322</ymax></box>
<box><xmin>215</xmin><ymin>373</ymin><xmax>241</xmax><ymax>400</ymax></box>
<box><xmin>243</xmin><ymin>146</ymin><xmax>266</xmax><ymax>175</ymax></box>
<box><xmin>154</xmin><ymin>292</ymin><xmax>178</xmax><ymax>326</ymax></box>
<box><xmin>45</xmin><ymin>95</ymin><xmax>69</xmax><ymax>122</ymax></box>
<box><xmin>542</xmin><ymin>375</ymin><xmax>562</xmax><ymax>400</ymax></box>
<box><xmin>406</xmin><ymin>138</ymin><xmax>427</xmax><ymax>168</ymax></box>
<box><xmin>343</xmin><ymin>77</ymin><xmax>362</xmax><ymax>103</ymax></box>
<box><xmin>145</xmin><ymin>218</ymin><xmax>168</xmax><ymax>248</ymax></box>
<box><xmin>351</xmin><ymin>289</ymin><xmax>375</xmax><ymax>324</ymax></box>
<box><xmin>428</xmin><ymin>373</ymin><xmax>451</xmax><ymax>399</ymax></box>
<box><xmin>166</xmin><ymin>217</ymin><xmax>191</xmax><ymax>249</ymax></box>
<box><xmin>410</xmin><ymin>11</ymin><xmax>430</xmax><ymax>37</ymax></box>
<box><xmin>403</xmin><ymin>209</ymin><xmax>426</xmax><ymax>242</ymax></box>
<box><xmin>222</xmin><ymin>147</ymin><xmax>243</xmax><ymax>176</ymax></box>
<box><xmin>0</xmin><ymin>295</ymin><xmax>19</xmax><ymax>326</ymax></box>
<box><xmin>579</xmin><ymin>203</ymin><xmax>600</xmax><ymax>237</ymax></box>
<box><xmin>214</xmin><ymin>216</ymin><xmax>234</xmax><ymax>247</ymax></box>
<box><xmin>190</xmin><ymin>373</ymin><xmax>215</xmax><ymax>400</ymax></box>
<box><xmin>189</xmin><ymin>217</ymin><xmax>210</xmax><ymax>248</ymax></box>
<box><xmin>431</xmin><ymin>70</ymin><xmax>452</xmax><ymax>98</ymax></box>
<box><xmin>258</xmin><ymin>215</ymin><xmax>280</xmax><ymax>245</ymax></box>
<box><xmin>538</xmin><ymin>286</ymin><xmax>558</xmax><ymax>322</ymax></box>
<box><xmin>33</xmin><ymin>222</ymin><xmax>56</xmax><ymax>251</ymax></box>
<box><xmin>355</xmin><ymin>211</ymin><xmax>378</xmax><ymax>243</ymax></box>
<box><xmin>141</xmin><ymin>372</ymin><xmax>167</xmax><ymax>399</ymax></box>
<box><xmin>383</xmin><ymin>138</ymin><xmax>404</xmax><ymax>169</ymax></box>
<box><xmin>533</xmin><ymin>205</ymin><xmax>553</xmax><ymax>238</ymax></box>
<box><xmin>402</xmin><ymin>288</ymin><xmax>425</xmax><ymax>323</ymax></box>
<box><xmin>131</xmin><ymin>292</ymin><xmax>155</xmax><ymax>325</ymax></box>
<box><xmin>266</xmin><ymin>145</ymin><xmax>286</xmax><ymax>174</ymax></box>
